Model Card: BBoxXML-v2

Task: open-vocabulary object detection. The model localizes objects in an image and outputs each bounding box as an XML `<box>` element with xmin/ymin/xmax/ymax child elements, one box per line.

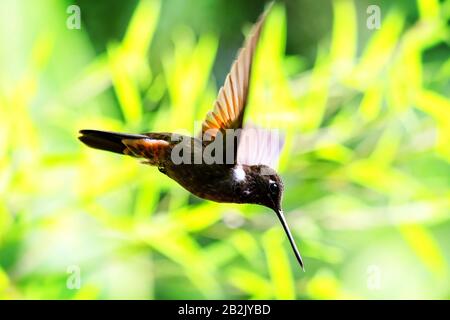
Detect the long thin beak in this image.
<box><xmin>275</xmin><ymin>209</ymin><xmax>305</xmax><ymax>271</ymax></box>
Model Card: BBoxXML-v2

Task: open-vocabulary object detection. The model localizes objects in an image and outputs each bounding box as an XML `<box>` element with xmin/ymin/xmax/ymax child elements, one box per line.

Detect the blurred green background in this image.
<box><xmin>1</xmin><ymin>0</ymin><xmax>449</xmax><ymax>299</ymax></box>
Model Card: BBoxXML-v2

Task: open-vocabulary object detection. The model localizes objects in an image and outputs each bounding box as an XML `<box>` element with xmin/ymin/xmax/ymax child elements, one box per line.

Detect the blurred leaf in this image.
<box><xmin>122</xmin><ymin>0</ymin><xmax>160</xmax><ymax>60</ymax></box>
<box><xmin>359</xmin><ymin>83</ymin><xmax>383</xmax><ymax>122</ymax></box>
<box><xmin>350</xmin><ymin>10</ymin><xmax>404</xmax><ymax>88</ymax></box>
<box><xmin>415</xmin><ymin>90</ymin><xmax>450</xmax><ymax>160</ymax></box>
<box><xmin>73</xmin><ymin>284</ymin><xmax>101</xmax><ymax>300</ymax></box>
<box><xmin>307</xmin><ymin>270</ymin><xmax>355</xmax><ymax>299</ymax></box>
<box><xmin>173</xmin><ymin>204</ymin><xmax>222</xmax><ymax>232</ymax></box>
<box><xmin>0</xmin><ymin>267</ymin><xmax>10</xmax><ymax>294</ymax></box>
<box><xmin>227</xmin><ymin>267</ymin><xmax>272</xmax><ymax>299</ymax></box>
<box><xmin>399</xmin><ymin>223</ymin><xmax>447</xmax><ymax>279</ymax></box>
<box><xmin>330</xmin><ymin>0</ymin><xmax>357</xmax><ymax>73</ymax></box>
<box><xmin>135</xmin><ymin>222</ymin><xmax>222</xmax><ymax>298</ymax></box>
<box><xmin>0</xmin><ymin>204</ymin><xmax>12</xmax><ymax>244</ymax></box>
<box><xmin>370</xmin><ymin>126</ymin><xmax>401</xmax><ymax>167</ymax></box>
<box><xmin>297</xmin><ymin>49</ymin><xmax>330</xmax><ymax>132</ymax></box>
<box><xmin>228</xmin><ymin>230</ymin><xmax>262</xmax><ymax>265</ymax></box>
<box><xmin>417</xmin><ymin>0</ymin><xmax>440</xmax><ymax>21</ymax></box>
<box><xmin>203</xmin><ymin>241</ymin><xmax>237</xmax><ymax>268</ymax></box>
<box><xmin>262</xmin><ymin>228</ymin><xmax>295</xmax><ymax>299</ymax></box>
<box><xmin>315</xmin><ymin>143</ymin><xmax>353</xmax><ymax>164</ymax></box>
<box><xmin>107</xmin><ymin>44</ymin><xmax>143</xmax><ymax>126</ymax></box>
<box><xmin>163</xmin><ymin>28</ymin><xmax>218</xmax><ymax>132</ymax></box>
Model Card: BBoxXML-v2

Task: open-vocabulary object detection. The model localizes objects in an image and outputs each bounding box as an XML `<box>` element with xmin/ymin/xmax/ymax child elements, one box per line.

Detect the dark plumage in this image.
<box><xmin>78</xmin><ymin>3</ymin><xmax>305</xmax><ymax>270</ymax></box>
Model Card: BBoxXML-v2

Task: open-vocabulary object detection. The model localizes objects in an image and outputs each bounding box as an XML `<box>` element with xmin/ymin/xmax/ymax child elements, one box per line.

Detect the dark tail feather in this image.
<box><xmin>78</xmin><ymin>129</ymin><xmax>147</xmax><ymax>155</ymax></box>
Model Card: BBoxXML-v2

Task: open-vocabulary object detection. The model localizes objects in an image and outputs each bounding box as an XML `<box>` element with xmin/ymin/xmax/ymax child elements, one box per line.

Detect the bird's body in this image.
<box><xmin>80</xmin><ymin>130</ymin><xmax>278</xmax><ymax>205</ymax></box>
<box><xmin>79</xmin><ymin>3</ymin><xmax>306</xmax><ymax>270</ymax></box>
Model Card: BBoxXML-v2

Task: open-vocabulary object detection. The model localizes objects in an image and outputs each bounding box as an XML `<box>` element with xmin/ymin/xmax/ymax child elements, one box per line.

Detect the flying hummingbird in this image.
<box><xmin>79</xmin><ymin>4</ymin><xmax>305</xmax><ymax>270</ymax></box>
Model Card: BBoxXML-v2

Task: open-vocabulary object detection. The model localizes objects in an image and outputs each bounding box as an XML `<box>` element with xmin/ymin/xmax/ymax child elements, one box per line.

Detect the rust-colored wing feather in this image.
<box><xmin>79</xmin><ymin>130</ymin><xmax>171</xmax><ymax>166</ymax></box>
<box><xmin>200</xmin><ymin>4</ymin><xmax>271</xmax><ymax>141</ymax></box>
<box><xmin>122</xmin><ymin>138</ymin><xmax>170</xmax><ymax>165</ymax></box>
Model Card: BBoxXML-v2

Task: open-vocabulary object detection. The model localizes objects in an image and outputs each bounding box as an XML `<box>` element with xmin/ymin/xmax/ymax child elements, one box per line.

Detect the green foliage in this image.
<box><xmin>0</xmin><ymin>0</ymin><xmax>449</xmax><ymax>299</ymax></box>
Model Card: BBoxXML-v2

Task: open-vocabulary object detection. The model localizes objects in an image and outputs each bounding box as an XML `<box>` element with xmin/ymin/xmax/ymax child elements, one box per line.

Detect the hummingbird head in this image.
<box><xmin>236</xmin><ymin>165</ymin><xmax>283</xmax><ymax>211</ymax></box>
<box><xmin>238</xmin><ymin>165</ymin><xmax>305</xmax><ymax>270</ymax></box>
<box><xmin>250</xmin><ymin>165</ymin><xmax>284</xmax><ymax>212</ymax></box>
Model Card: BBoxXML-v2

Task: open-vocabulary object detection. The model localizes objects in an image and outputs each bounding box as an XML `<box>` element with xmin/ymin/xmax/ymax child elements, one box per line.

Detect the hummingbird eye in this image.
<box><xmin>269</xmin><ymin>182</ymin><xmax>279</xmax><ymax>195</ymax></box>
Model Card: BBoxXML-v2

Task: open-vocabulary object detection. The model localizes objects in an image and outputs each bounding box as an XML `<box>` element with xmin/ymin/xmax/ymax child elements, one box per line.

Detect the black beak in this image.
<box><xmin>274</xmin><ymin>208</ymin><xmax>305</xmax><ymax>271</ymax></box>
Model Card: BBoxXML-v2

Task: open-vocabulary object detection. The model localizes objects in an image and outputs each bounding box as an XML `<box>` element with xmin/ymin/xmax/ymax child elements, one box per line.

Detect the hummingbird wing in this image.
<box><xmin>200</xmin><ymin>4</ymin><xmax>271</xmax><ymax>143</ymax></box>
<box><xmin>236</xmin><ymin>124</ymin><xmax>285</xmax><ymax>169</ymax></box>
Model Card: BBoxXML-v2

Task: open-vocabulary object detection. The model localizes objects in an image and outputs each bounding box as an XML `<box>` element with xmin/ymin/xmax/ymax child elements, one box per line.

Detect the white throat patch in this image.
<box><xmin>233</xmin><ymin>165</ymin><xmax>246</xmax><ymax>182</ymax></box>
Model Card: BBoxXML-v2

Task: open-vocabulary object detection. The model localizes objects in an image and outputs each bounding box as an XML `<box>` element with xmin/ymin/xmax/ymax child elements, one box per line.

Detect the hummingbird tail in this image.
<box><xmin>78</xmin><ymin>129</ymin><xmax>147</xmax><ymax>155</ymax></box>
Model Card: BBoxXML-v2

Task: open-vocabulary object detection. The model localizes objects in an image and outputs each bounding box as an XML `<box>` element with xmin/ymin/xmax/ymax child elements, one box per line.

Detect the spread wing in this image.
<box><xmin>236</xmin><ymin>124</ymin><xmax>285</xmax><ymax>170</ymax></box>
<box><xmin>200</xmin><ymin>4</ymin><xmax>271</xmax><ymax>142</ymax></box>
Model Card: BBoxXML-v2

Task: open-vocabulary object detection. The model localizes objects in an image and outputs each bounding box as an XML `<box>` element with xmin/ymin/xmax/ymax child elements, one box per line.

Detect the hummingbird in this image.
<box><xmin>79</xmin><ymin>4</ymin><xmax>305</xmax><ymax>270</ymax></box>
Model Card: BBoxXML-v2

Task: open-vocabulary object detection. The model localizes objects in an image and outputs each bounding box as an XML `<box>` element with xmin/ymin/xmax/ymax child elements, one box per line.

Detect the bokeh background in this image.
<box><xmin>1</xmin><ymin>0</ymin><xmax>449</xmax><ymax>299</ymax></box>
